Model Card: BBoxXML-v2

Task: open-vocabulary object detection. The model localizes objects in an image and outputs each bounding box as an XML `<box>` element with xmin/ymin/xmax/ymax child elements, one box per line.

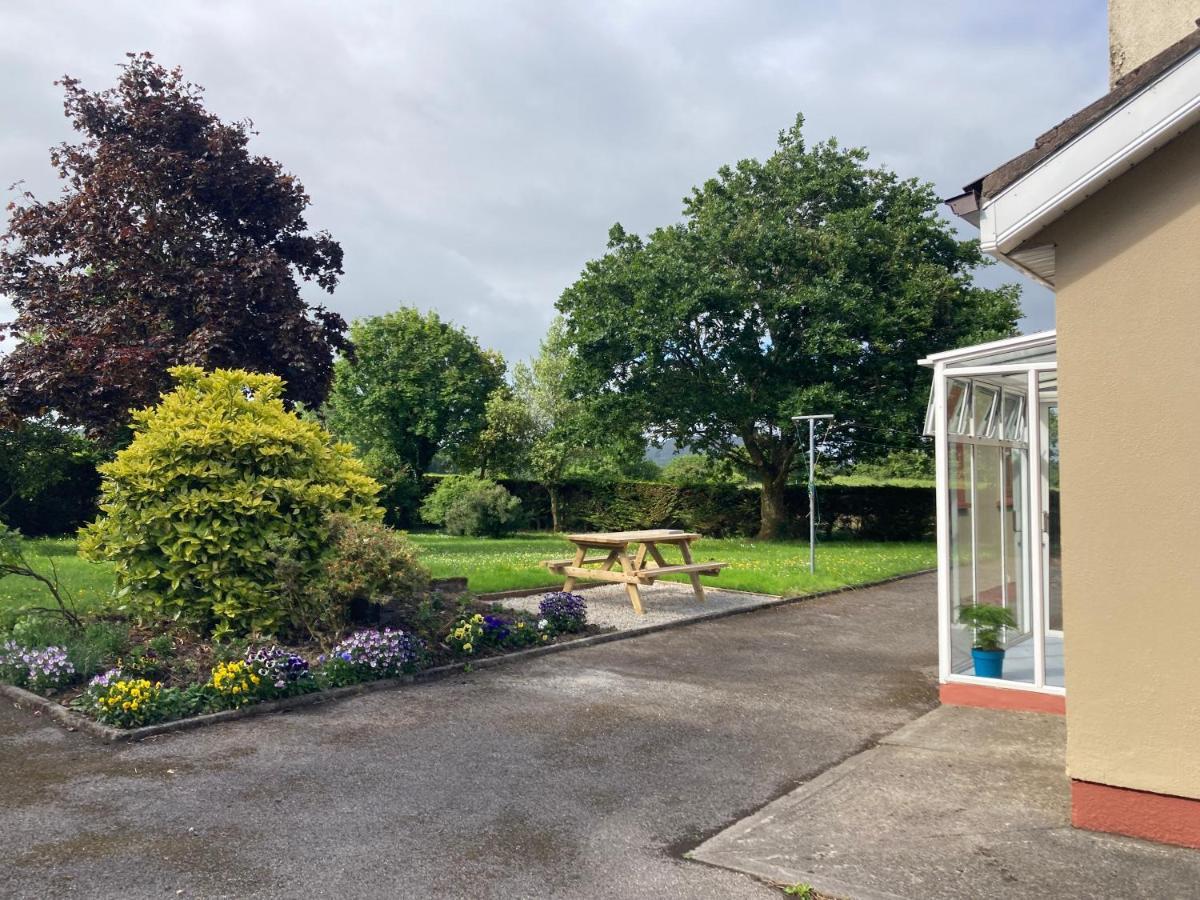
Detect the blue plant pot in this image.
<box><xmin>972</xmin><ymin>647</ymin><xmax>1005</xmax><ymax>679</ymax></box>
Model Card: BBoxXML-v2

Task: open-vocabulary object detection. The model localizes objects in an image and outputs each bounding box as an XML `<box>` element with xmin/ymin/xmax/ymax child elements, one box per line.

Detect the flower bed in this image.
<box><xmin>0</xmin><ymin>592</ymin><xmax>596</xmax><ymax>733</ymax></box>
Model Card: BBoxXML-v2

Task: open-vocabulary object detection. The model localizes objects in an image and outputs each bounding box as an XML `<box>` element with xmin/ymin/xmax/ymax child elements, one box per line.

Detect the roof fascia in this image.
<box><xmin>979</xmin><ymin>47</ymin><xmax>1200</xmax><ymax>256</ymax></box>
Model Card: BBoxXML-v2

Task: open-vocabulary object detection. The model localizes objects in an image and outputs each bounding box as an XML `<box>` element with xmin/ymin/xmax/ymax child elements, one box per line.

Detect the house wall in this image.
<box><xmin>1109</xmin><ymin>0</ymin><xmax>1200</xmax><ymax>84</ymax></box>
<box><xmin>1041</xmin><ymin>122</ymin><xmax>1200</xmax><ymax>801</ymax></box>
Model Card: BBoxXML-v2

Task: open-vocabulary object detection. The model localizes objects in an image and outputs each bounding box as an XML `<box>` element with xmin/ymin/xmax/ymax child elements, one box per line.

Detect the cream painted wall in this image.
<box><xmin>1109</xmin><ymin>0</ymin><xmax>1200</xmax><ymax>84</ymax></box>
<box><xmin>1042</xmin><ymin>123</ymin><xmax>1200</xmax><ymax>799</ymax></box>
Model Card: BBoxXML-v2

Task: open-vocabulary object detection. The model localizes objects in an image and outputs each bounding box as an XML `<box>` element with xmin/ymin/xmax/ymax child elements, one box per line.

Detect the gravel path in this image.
<box><xmin>490</xmin><ymin>581</ymin><xmax>779</xmax><ymax>632</ymax></box>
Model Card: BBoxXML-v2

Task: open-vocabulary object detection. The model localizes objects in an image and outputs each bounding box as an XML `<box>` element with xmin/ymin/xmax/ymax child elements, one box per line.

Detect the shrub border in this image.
<box><xmin>0</xmin><ymin>567</ymin><xmax>933</xmax><ymax>744</ymax></box>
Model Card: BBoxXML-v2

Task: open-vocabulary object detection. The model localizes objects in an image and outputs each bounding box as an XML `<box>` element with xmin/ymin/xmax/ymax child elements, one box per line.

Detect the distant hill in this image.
<box><xmin>644</xmin><ymin>439</ymin><xmax>685</xmax><ymax>466</ymax></box>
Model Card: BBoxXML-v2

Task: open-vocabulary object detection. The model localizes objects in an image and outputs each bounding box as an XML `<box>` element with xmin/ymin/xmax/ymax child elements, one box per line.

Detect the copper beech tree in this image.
<box><xmin>0</xmin><ymin>53</ymin><xmax>348</xmax><ymax>439</ymax></box>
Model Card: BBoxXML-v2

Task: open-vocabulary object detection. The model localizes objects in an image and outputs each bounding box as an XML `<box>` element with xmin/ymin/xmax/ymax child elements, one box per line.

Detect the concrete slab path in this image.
<box><xmin>0</xmin><ymin>574</ymin><xmax>940</xmax><ymax>899</ymax></box>
<box><xmin>694</xmin><ymin>704</ymin><xmax>1200</xmax><ymax>899</ymax></box>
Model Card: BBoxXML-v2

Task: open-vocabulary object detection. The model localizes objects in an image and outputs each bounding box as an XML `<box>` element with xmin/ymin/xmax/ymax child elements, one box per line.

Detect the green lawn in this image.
<box><xmin>409</xmin><ymin>532</ymin><xmax>933</xmax><ymax>596</ymax></box>
<box><xmin>0</xmin><ymin>537</ymin><xmax>118</xmax><ymax>620</ymax></box>
<box><xmin>0</xmin><ymin>533</ymin><xmax>935</xmax><ymax>619</ymax></box>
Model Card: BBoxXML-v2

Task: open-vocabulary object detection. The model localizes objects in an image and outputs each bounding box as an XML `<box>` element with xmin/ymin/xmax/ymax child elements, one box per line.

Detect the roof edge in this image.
<box><xmin>977</xmin><ymin>26</ymin><xmax>1200</xmax><ymax>201</ymax></box>
<box><xmin>918</xmin><ymin>329</ymin><xmax>1057</xmax><ymax>367</ymax></box>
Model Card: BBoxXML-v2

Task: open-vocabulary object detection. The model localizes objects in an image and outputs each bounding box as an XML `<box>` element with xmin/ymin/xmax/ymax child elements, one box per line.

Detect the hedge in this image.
<box><xmin>5</xmin><ymin>466</ymin><xmax>1064</xmax><ymax>544</ymax></box>
<box><xmin>408</xmin><ymin>475</ymin><xmax>936</xmax><ymax>540</ymax></box>
<box><xmin>0</xmin><ymin>461</ymin><xmax>101</xmax><ymax>537</ymax></box>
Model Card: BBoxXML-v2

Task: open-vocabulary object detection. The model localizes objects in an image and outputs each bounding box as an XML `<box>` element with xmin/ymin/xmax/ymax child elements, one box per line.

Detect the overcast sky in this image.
<box><xmin>1</xmin><ymin>0</ymin><xmax>1106</xmax><ymax>364</ymax></box>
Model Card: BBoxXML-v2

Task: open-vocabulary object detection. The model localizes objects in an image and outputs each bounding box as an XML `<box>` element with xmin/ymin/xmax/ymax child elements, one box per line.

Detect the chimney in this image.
<box><xmin>1109</xmin><ymin>0</ymin><xmax>1200</xmax><ymax>84</ymax></box>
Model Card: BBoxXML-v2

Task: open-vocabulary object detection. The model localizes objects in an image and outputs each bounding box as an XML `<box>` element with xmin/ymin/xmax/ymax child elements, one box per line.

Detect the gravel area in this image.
<box><xmin>490</xmin><ymin>581</ymin><xmax>777</xmax><ymax>631</ymax></box>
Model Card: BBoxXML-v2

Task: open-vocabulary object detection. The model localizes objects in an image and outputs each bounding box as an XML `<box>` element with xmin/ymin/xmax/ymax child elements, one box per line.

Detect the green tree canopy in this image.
<box><xmin>325</xmin><ymin>308</ymin><xmax>506</xmax><ymax>478</ymax></box>
<box><xmin>508</xmin><ymin>316</ymin><xmax>646</xmax><ymax>530</ymax></box>
<box><xmin>558</xmin><ymin>115</ymin><xmax>1021</xmax><ymax>538</ymax></box>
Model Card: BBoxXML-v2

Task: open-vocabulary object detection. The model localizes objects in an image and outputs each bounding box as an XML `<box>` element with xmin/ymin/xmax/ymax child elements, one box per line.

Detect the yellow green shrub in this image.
<box><xmin>80</xmin><ymin>367</ymin><xmax>382</xmax><ymax>635</ymax></box>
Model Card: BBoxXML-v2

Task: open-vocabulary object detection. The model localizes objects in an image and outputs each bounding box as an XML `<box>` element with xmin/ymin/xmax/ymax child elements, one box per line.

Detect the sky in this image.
<box><xmin>1</xmin><ymin>0</ymin><xmax>1108</xmax><ymax>365</ymax></box>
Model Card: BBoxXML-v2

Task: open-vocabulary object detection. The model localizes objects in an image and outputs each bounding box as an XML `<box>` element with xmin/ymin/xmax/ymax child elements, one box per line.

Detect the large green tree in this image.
<box><xmin>325</xmin><ymin>308</ymin><xmax>506</xmax><ymax>479</ymax></box>
<box><xmin>0</xmin><ymin>54</ymin><xmax>347</xmax><ymax>439</ymax></box>
<box><xmin>559</xmin><ymin>115</ymin><xmax>1021</xmax><ymax>538</ymax></box>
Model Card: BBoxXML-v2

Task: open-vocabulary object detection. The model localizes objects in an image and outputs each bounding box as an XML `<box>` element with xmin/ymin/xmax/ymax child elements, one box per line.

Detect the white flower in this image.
<box><xmin>537</xmin><ymin>618</ymin><xmax>549</xmax><ymax>630</ymax></box>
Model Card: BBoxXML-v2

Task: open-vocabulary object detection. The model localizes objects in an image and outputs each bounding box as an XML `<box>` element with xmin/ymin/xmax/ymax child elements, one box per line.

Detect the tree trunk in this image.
<box><xmin>757</xmin><ymin>469</ymin><xmax>790</xmax><ymax>540</ymax></box>
<box><xmin>548</xmin><ymin>485</ymin><xmax>561</xmax><ymax>532</ymax></box>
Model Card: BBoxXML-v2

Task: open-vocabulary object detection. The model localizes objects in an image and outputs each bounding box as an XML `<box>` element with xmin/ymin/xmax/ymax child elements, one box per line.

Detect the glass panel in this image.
<box><xmin>985</xmin><ymin>389</ymin><xmax>1005</xmax><ymax>440</ymax></box>
<box><xmin>948</xmin><ymin>438</ymin><xmax>1036</xmax><ymax>684</ymax></box>
<box><xmin>947</xmin><ymin>380</ymin><xmax>971</xmax><ymax>436</ymax></box>
<box><xmin>973</xmin><ymin>444</ymin><xmax>1005</xmax><ymax>612</ymax></box>
<box><xmin>1000</xmin><ymin>445</ymin><xmax>1035</xmax><ymax>684</ymax></box>
<box><xmin>923</xmin><ymin>380</ymin><xmax>937</xmax><ymax>437</ymax></box>
<box><xmin>1002</xmin><ymin>446</ymin><xmax>1030</xmax><ymax>642</ymax></box>
<box><xmin>973</xmin><ymin>386</ymin><xmax>999</xmax><ymax>439</ymax></box>
<box><xmin>1001</xmin><ymin>392</ymin><xmax>1026</xmax><ymax>442</ymax></box>
<box><xmin>1044</xmin><ymin>404</ymin><xmax>1063</xmax><ymax>688</ymax></box>
<box><xmin>948</xmin><ymin>439</ymin><xmax>975</xmax><ymax>675</ymax></box>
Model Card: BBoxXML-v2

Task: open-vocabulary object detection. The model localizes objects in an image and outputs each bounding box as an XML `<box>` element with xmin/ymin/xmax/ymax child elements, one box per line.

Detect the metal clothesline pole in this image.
<box><xmin>792</xmin><ymin>414</ymin><xmax>834</xmax><ymax>574</ymax></box>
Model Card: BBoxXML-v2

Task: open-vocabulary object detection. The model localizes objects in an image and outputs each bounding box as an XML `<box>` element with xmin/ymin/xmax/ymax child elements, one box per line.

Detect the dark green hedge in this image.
<box><xmin>5</xmin><ymin>464</ymin><xmax>939</xmax><ymax>541</ymax></box>
<box><xmin>0</xmin><ymin>463</ymin><xmax>101</xmax><ymax>537</ymax></box>
<box><xmin>412</xmin><ymin>475</ymin><xmax>936</xmax><ymax>540</ymax></box>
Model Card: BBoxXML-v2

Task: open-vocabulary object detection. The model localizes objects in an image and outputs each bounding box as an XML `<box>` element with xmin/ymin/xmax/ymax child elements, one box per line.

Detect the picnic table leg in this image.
<box><xmin>633</xmin><ymin>542</ymin><xmax>649</xmax><ymax>570</ymax></box>
<box><xmin>616</xmin><ymin>550</ymin><xmax>645</xmax><ymax>615</ymax></box>
<box><xmin>562</xmin><ymin>546</ymin><xmax>586</xmax><ymax>592</ymax></box>
<box><xmin>646</xmin><ymin>543</ymin><xmax>669</xmax><ymax>568</ymax></box>
<box><xmin>678</xmin><ymin>542</ymin><xmax>706</xmax><ymax>603</ymax></box>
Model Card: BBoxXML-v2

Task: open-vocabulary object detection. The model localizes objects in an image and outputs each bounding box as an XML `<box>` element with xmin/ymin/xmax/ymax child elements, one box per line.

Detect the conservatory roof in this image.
<box><xmin>919</xmin><ymin>329</ymin><xmax>1056</xmax><ymax>369</ymax></box>
<box><xmin>920</xmin><ymin>330</ymin><xmax>1057</xmax><ymax>400</ymax></box>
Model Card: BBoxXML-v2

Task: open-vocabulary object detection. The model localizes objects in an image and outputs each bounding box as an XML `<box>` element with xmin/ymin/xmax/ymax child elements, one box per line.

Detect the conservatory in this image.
<box><xmin>920</xmin><ymin>330</ymin><xmax>1062</xmax><ymax>705</ymax></box>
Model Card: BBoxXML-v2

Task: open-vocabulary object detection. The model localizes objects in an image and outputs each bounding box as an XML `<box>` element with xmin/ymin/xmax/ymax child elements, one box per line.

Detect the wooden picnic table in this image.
<box><xmin>542</xmin><ymin>529</ymin><xmax>728</xmax><ymax>615</ymax></box>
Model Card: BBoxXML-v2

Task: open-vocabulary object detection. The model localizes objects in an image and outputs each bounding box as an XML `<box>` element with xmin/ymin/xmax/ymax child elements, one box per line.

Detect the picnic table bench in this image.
<box><xmin>542</xmin><ymin>529</ymin><xmax>728</xmax><ymax>615</ymax></box>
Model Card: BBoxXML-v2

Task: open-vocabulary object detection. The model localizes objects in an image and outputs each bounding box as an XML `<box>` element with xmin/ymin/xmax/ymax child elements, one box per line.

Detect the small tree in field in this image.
<box><xmin>559</xmin><ymin>115</ymin><xmax>1021</xmax><ymax>538</ymax></box>
<box><xmin>325</xmin><ymin>308</ymin><xmax>506</xmax><ymax>478</ymax></box>
<box><xmin>0</xmin><ymin>53</ymin><xmax>348</xmax><ymax>440</ymax></box>
<box><xmin>80</xmin><ymin>367</ymin><xmax>381</xmax><ymax>636</ymax></box>
<box><xmin>509</xmin><ymin>317</ymin><xmax>645</xmax><ymax>531</ymax></box>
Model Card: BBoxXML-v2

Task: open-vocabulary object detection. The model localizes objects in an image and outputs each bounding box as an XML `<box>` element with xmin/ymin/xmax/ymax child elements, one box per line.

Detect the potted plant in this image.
<box><xmin>957</xmin><ymin>603</ymin><xmax>1018</xmax><ymax>678</ymax></box>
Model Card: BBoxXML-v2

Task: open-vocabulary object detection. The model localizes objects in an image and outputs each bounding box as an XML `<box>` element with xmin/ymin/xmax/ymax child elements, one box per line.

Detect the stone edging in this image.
<box><xmin>2</xmin><ymin>567</ymin><xmax>934</xmax><ymax>744</ymax></box>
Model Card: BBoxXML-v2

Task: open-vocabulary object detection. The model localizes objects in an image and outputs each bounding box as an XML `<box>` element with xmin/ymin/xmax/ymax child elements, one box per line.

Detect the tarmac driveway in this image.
<box><xmin>0</xmin><ymin>574</ymin><xmax>938</xmax><ymax>899</ymax></box>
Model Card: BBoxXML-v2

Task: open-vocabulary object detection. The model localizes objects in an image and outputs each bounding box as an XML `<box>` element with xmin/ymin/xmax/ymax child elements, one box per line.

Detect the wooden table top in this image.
<box><xmin>563</xmin><ymin>529</ymin><xmax>701</xmax><ymax>545</ymax></box>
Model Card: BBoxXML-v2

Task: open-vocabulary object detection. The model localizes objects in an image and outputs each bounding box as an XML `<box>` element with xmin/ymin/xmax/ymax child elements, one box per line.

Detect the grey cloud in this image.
<box><xmin>1</xmin><ymin>0</ymin><xmax>1104</xmax><ymax>363</ymax></box>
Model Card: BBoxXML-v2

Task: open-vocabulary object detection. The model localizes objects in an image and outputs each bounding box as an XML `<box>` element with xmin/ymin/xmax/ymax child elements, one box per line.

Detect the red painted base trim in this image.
<box><xmin>939</xmin><ymin>682</ymin><xmax>1066</xmax><ymax>715</ymax></box>
<box><xmin>1072</xmin><ymin>780</ymin><xmax>1200</xmax><ymax>849</ymax></box>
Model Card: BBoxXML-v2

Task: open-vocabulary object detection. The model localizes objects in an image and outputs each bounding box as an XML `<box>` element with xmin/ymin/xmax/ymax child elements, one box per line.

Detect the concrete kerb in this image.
<box><xmin>3</xmin><ymin>567</ymin><xmax>935</xmax><ymax>744</ymax></box>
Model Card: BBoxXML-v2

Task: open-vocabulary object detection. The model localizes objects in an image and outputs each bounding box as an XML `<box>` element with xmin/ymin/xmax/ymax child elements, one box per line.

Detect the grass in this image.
<box><xmin>0</xmin><ymin>537</ymin><xmax>117</xmax><ymax>621</ymax></box>
<box><xmin>409</xmin><ymin>532</ymin><xmax>933</xmax><ymax>596</ymax></box>
<box><xmin>824</xmin><ymin>473</ymin><xmax>934</xmax><ymax>489</ymax></box>
<box><xmin>0</xmin><ymin>533</ymin><xmax>935</xmax><ymax>620</ymax></box>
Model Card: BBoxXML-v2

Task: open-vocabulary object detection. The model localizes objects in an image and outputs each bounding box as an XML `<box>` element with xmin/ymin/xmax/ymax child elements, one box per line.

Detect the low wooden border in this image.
<box><xmin>476</xmin><ymin>582</ymin><xmax>603</xmax><ymax>601</ymax></box>
<box><xmin>2</xmin><ymin>567</ymin><xmax>934</xmax><ymax>744</ymax></box>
